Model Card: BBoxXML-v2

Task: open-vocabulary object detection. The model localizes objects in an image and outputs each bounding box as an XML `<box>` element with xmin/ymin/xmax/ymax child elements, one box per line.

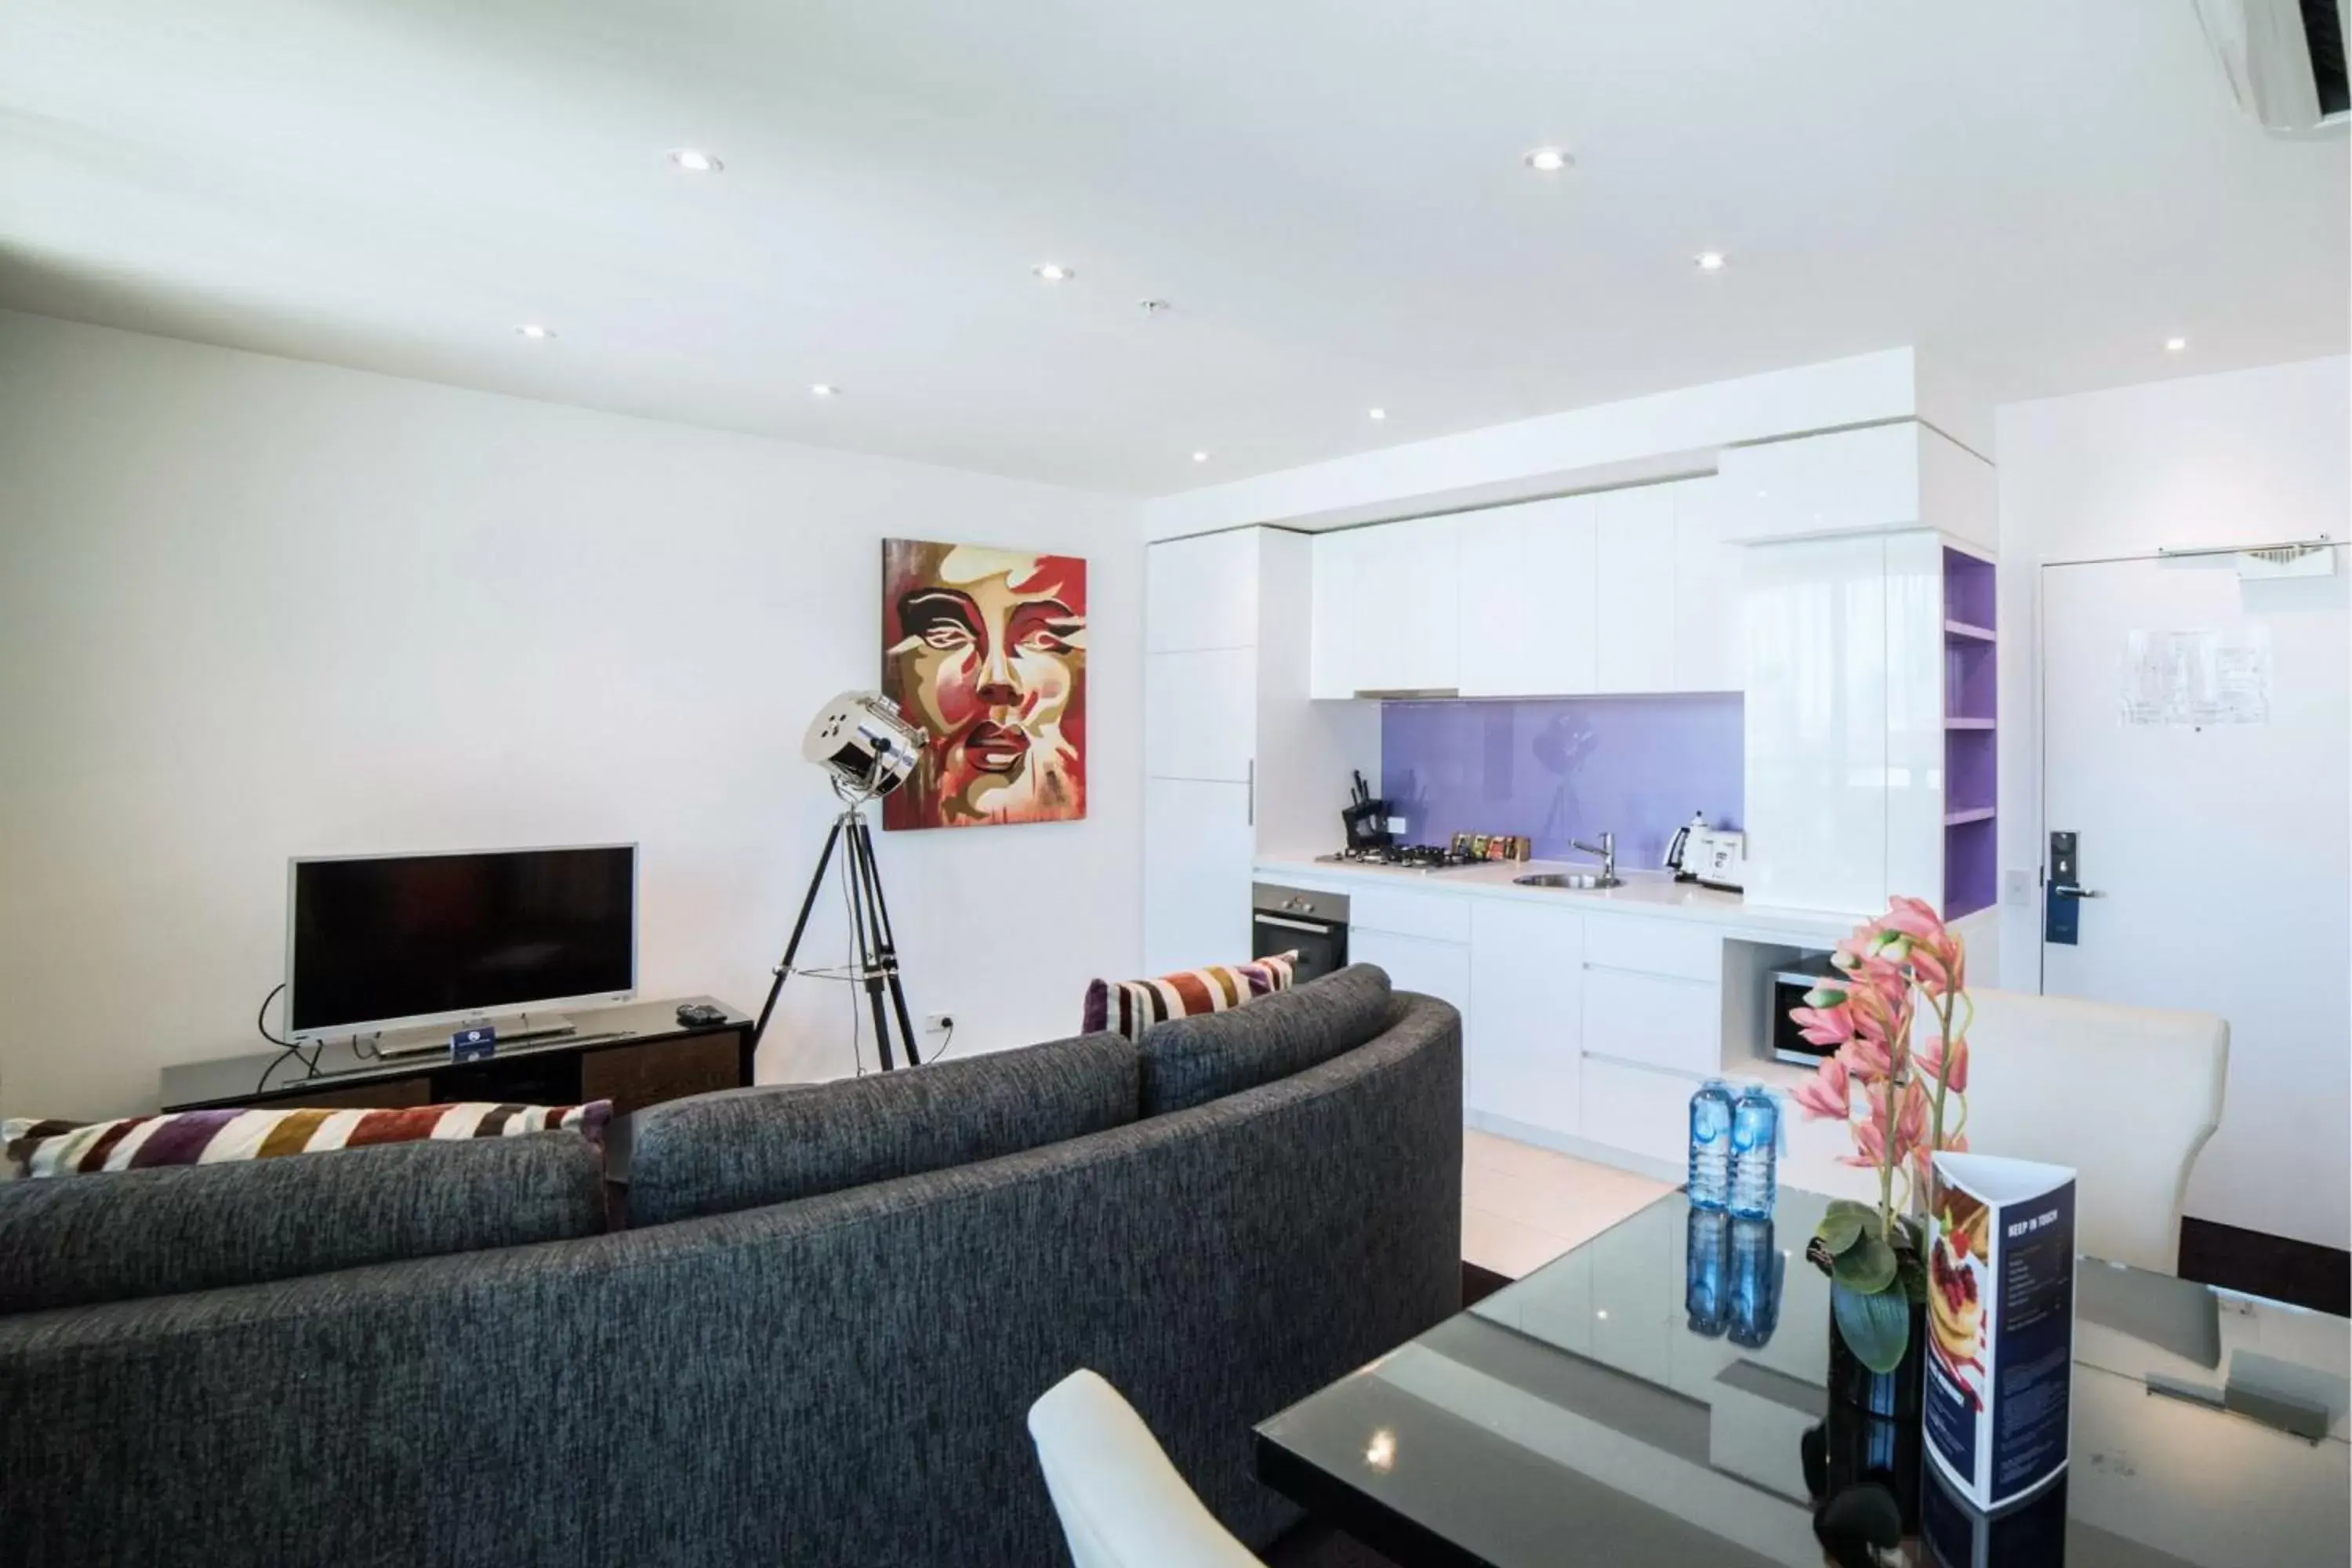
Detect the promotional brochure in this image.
<box><xmin>1924</xmin><ymin>1152</ymin><xmax>2078</xmax><ymax>1510</ymax></box>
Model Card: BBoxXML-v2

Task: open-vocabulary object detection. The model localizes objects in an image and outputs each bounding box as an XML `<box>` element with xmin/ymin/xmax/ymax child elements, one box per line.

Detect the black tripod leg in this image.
<box><xmin>844</xmin><ymin>825</ymin><xmax>901</xmax><ymax>1070</ymax></box>
<box><xmin>852</xmin><ymin>818</ymin><xmax>922</xmax><ymax>1067</ymax></box>
<box><xmin>753</xmin><ymin>818</ymin><xmax>844</xmax><ymax>1054</ymax></box>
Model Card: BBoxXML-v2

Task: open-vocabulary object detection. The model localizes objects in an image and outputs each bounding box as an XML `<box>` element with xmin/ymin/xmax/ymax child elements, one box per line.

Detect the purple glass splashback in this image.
<box><xmin>1380</xmin><ymin>695</ymin><xmax>1744</xmax><ymax>869</ymax></box>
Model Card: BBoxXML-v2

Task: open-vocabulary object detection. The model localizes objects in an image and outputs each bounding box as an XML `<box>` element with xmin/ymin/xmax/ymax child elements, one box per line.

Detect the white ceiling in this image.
<box><xmin>2</xmin><ymin>1</ymin><xmax>2344</xmax><ymax>495</ymax></box>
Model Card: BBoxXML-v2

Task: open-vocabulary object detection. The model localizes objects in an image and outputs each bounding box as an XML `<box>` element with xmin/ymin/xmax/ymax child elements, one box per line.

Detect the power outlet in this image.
<box><xmin>924</xmin><ymin>1012</ymin><xmax>955</xmax><ymax>1035</ymax></box>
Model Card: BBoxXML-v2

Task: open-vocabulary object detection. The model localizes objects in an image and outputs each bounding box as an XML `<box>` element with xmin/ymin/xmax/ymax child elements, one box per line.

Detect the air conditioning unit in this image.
<box><xmin>2196</xmin><ymin>0</ymin><xmax>2350</xmax><ymax>135</ymax></box>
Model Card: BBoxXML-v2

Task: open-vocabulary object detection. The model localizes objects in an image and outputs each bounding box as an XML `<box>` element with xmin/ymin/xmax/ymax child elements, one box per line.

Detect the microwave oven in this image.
<box><xmin>1766</xmin><ymin>965</ymin><xmax>1843</xmax><ymax>1068</ymax></box>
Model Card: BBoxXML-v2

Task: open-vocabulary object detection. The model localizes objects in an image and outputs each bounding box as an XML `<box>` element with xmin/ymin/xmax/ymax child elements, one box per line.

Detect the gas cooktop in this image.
<box><xmin>1316</xmin><ymin>844</ymin><xmax>1483</xmax><ymax>871</ymax></box>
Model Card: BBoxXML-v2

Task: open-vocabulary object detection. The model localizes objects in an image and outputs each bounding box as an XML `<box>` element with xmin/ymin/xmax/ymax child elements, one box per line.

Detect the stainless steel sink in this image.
<box><xmin>1512</xmin><ymin>871</ymin><xmax>1620</xmax><ymax>891</ymax></box>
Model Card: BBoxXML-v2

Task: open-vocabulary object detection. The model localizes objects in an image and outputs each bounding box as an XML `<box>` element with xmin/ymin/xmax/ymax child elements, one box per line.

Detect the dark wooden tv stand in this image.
<box><xmin>159</xmin><ymin>996</ymin><xmax>757</xmax><ymax>1123</ymax></box>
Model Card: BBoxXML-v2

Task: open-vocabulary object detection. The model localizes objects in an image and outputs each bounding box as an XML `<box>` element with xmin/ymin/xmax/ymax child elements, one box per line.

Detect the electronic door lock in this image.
<box><xmin>2045</xmin><ymin>830</ymin><xmax>2094</xmax><ymax>943</ymax></box>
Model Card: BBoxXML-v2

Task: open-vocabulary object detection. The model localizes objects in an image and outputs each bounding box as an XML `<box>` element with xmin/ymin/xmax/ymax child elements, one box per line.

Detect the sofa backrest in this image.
<box><xmin>1136</xmin><ymin>964</ymin><xmax>1393</xmax><ymax>1116</ymax></box>
<box><xmin>0</xmin><ymin>1132</ymin><xmax>608</xmax><ymax>1315</ymax></box>
<box><xmin>626</xmin><ymin>1029</ymin><xmax>1141</xmax><ymax>1227</ymax></box>
<box><xmin>0</xmin><ymin>993</ymin><xmax>1463</xmax><ymax>1568</ymax></box>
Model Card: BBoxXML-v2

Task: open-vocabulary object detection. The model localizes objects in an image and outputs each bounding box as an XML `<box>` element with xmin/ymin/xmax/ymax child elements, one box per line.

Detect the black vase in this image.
<box><xmin>1822</xmin><ymin>1296</ymin><xmax>1928</xmax><ymax>1536</ymax></box>
<box><xmin>1826</xmin><ymin>1295</ymin><xmax>1928</xmax><ymax>1417</ymax></box>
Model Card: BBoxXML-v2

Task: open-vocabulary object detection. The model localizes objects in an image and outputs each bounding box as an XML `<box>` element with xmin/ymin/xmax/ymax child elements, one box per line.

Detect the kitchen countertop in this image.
<box><xmin>1252</xmin><ymin>854</ymin><xmax>1866</xmax><ymax>944</ymax></box>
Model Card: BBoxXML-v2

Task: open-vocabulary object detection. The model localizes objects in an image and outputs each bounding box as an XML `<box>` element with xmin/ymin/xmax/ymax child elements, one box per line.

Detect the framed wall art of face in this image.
<box><xmin>880</xmin><ymin>539</ymin><xmax>1087</xmax><ymax>830</ymax></box>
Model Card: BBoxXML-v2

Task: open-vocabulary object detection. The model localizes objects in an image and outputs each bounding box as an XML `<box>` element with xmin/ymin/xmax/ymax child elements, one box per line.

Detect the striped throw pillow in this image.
<box><xmin>1083</xmin><ymin>953</ymin><xmax>1297</xmax><ymax>1044</ymax></box>
<box><xmin>2</xmin><ymin>1101</ymin><xmax>612</xmax><ymax>1181</ymax></box>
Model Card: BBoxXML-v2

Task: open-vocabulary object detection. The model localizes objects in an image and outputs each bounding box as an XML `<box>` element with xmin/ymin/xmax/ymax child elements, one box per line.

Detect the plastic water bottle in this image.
<box><xmin>1685</xmin><ymin>1204</ymin><xmax>1731</xmax><ymax>1338</ymax></box>
<box><xmin>1729</xmin><ymin>1083</ymin><xmax>1780</xmax><ymax>1219</ymax></box>
<box><xmin>1688</xmin><ymin>1079</ymin><xmax>1734</xmax><ymax>1210</ymax></box>
<box><xmin>1727</xmin><ymin>1216</ymin><xmax>1784</xmax><ymax>1348</ymax></box>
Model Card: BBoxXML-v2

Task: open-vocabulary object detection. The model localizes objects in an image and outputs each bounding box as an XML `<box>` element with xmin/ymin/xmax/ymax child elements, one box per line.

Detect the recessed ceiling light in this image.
<box><xmin>1523</xmin><ymin>147</ymin><xmax>1573</xmax><ymax>173</ymax></box>
<box><xmin>667</xmin><ymin>148</ymin><xmax>723</xmax><ymax>174</ymax></box>
<box><xmin>515</xmin><ymin>323</ymin><xmax>554</xmax><ymax>339</ymax></box>
<box><xmin>1033</xmin><ymin>263</ymin><xmax>1076</xmax><ymax>283</ymax></box>
<box><xmin>1191</xmin><ymin>451</ymin><xmax>1210</xmax><ymax>463</ymax></box>
<box><xmin>810</xmin><ymin>383</ymin><xmax>840</xmax><ymax>397</ymax></box>
<box><xmin>1368</xmin><ymin>408</ymin><xmax>1388</xmax><ymax>421</ymax></box>
<box><xmin>2165</xmin><ymin>336</ymin><xmax>2189</xmax><ymax>353</ymax></box>
<box><xmin>1694</xmin><ymin>252</ymin><xmax>1727</xmax><ymax>272</ymax></box>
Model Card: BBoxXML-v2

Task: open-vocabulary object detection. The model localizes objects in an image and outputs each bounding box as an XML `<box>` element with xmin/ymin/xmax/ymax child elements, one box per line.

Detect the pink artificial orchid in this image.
<box><xmin>1917</xmin><ymin>1033</ymin><xmax>1969</xmax><ymax>1094</ymax></box>
<box><xmin>1791</xmin><ymin>895</ymin><xmax>1974</xmax><ymax>1236</ymax></box>
<box><xmin>1790</xmin><ymin>1002</ymin><xmax>1857</xmax><ymax>1048</ymax></box>
<box><xmin>1789</xmin><ymin>1052</ymin><xmax>1851</xmax><ymax>1120</ymax></box>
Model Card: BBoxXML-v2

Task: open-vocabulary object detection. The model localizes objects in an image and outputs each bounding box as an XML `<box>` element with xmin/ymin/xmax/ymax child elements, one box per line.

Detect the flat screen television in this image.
<box><xmin>285</xmin><ymin>844</ymin><xmax>637</xmax><ymax>1040</ymax></box>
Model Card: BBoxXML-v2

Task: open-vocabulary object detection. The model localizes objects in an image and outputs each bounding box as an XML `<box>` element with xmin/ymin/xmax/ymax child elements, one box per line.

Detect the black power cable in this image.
<box><xmin>253</xmin><ymin>982</ymin><xmax>322</xmax><ymax>1094</ymax></box>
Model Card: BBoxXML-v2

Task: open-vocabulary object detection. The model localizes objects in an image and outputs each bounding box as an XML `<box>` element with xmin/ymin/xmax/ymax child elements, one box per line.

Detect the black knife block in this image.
<box><xmin>1342</xmin><ymin>798</ymin><xmax>1392</xmax><ymax>850</ymax></box>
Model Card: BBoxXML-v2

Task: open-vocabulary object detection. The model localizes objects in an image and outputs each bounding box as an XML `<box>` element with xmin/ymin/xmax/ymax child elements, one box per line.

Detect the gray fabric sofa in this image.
<box><xmin>0</xmin><ymin>968</ymin><xmax>1461</xmax><ymax>1567</ymax></box>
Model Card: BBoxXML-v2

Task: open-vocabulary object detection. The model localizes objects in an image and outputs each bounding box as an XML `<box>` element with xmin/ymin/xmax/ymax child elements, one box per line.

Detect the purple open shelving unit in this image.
<box><xmin>1943</xmin><ymin>546</ymin><xmax>1997</xmax><ymax>919</ymax></box>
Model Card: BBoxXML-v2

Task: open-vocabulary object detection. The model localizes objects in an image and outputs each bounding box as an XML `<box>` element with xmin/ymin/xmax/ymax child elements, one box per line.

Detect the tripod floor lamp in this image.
<box><xmin>753</xmin><ymin>691</ymin><xmax>929</xmax><ymax>1071</ymax></box>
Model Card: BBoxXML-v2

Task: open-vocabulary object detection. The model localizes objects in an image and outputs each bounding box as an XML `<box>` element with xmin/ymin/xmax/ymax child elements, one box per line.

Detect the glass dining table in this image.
<box><xmin>1255</xmin><ymin>1187</ymin><xmax>2350</xmax><ymax>1566</ymax></box>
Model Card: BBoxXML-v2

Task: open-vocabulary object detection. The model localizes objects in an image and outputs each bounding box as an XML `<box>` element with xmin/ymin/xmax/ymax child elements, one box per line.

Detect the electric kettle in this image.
<box><xmin>1664</xmin><ymin>811</ymin><xmax>1710</xmax><ymax>881</ymax></box>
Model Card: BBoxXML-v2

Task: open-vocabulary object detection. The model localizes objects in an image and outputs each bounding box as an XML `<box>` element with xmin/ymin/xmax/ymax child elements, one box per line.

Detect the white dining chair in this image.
<box><xmin>1027</xmin><ymin>1368</ymin><xmax>1265</xmax><ymax>1568</ymax></box>
<box><xmin>1946</xmin><ymin>987</ymin><xmax>2228</xmax><ymax>1275</ymax></box>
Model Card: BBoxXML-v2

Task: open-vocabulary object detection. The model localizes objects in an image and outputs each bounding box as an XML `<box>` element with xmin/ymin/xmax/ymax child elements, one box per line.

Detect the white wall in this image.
<box><xmin>1993</xmin><ymin>355</ymin><xmax>2350</xmax><ymax>982</ymax></box>
<box><xmin>0</xmin><ymin>311</ymin><xmax>1142</xmax><ymax>1120</ymax></box>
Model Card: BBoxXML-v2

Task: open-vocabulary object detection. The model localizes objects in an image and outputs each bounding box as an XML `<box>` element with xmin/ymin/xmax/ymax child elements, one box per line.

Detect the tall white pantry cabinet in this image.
<box><xmin>1141</xmin><ymin>528</ymin><xmax>1377</xmax><ymax>975</ymax></box>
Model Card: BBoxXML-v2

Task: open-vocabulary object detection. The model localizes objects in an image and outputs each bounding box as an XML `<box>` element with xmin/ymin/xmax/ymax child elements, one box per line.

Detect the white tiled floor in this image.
<box><xmin>1462</xmin><ymin>1128</ymin><xmax>1672</xmax><ymax>1279</ymax></box>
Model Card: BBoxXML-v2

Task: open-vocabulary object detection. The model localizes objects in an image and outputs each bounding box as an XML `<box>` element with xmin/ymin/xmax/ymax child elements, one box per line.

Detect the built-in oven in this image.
<box><xmin>1767</xmin><ymin>961</ymin><xmax>1842</xmax><ymax>1067</ymax></box>
<box><xmin>1251</xmin><ymin>883</ymin><xmax>1349</xmax><ymax>985</ymax></box>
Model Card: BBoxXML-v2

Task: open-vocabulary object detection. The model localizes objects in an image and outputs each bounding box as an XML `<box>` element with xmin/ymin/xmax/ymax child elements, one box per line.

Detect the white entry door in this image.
<box><xmin>2040</xmin><ymin>550</ymin><xmax>2350</xmax><ymax>1250</ymax></box>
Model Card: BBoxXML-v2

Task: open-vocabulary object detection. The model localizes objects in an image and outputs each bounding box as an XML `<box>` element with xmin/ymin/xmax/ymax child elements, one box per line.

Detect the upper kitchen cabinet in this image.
<box><xmin>1457</xmin><ymin>495</ymin><xmax>1598</xmax><ymax>697</ymax></box>
<box><xmin>1336</xmin><ymin>477</ymin><xmax>1734</xmax><ymax>702</ymax></box>
<box><xmin>1716</xmin><ymin>423</ymin><xmax>1995</xmax><ymax>553</ymax></box>
<box><xmin>1741</xmin><ymin>528</ymin><xmax>1998</xmax><ymax>923</ymax></box>
<box><xmin>1146</xmin><ymin>526</ymin><xmax>1260</xmax><ymax>653</ymax></box>
<box><xmin>1669</xmin><ymin>475</ymin><xmax>1742</xmax><ymax>692</ymax></box>
<box><xmin>1312</xmin><ymin>515</ymin><xmax>1461</xmax><ymax>698</ymax></box>
<box><xmin>1595</xmin><ymin>485</ymin><xmax>1677</xmax><ymax>693</ymax></box>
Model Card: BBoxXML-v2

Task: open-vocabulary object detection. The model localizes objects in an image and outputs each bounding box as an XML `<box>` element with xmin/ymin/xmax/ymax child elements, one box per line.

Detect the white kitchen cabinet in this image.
<box><xmin>1454</xmin><ymin>506</ymin><xmax>1521</xmax><ymax>697</ymax></box>
<box><xmin>1350</xmin><ymin>884</ymin><xmax>1472</xmax><ymax>944</ymax></box>
<box><xmin>1582</xmin><ymin>916</ymin><xmax>1722</xmax><ymax>985</ymax></box>
<box><xmin>1466</xmin><ymin>899</ymin><xmax>1584</xmax><ymax>1134</ymax></box>
<box><xmin>1142</xmin><ymin>777</ymin><xmax>1253</xmax><ymax>974</ymax></box>
<box><xmin>1351</xmin><ymin>928</ymin><xmax>1472</xmax><ymax>1019</ymax></box>
<box><xmin>1581</xmin><ymin>966</ymin><xmax>1722</xmax><ymax>1080</ymax></box>
<box><xmin>1310</xmin><ymin>516</ymin><xmax>1461</xmax><ymax>697</ymax></box>
<box><xmin>1740</xmin><ymin>527</ymin><xmax>1992</xmax><ymax>918</ymax></box>
<box><xmin>1142</xmin><ymin>648</ymin><xmax>1256</xmax><ymax>781</ymax></box>
<box><xmin>1578</xmin><ymin>1057</ymin><xmax>1698</xmax><ymax>1167</ymax></box>
<box><xmin>1309</xmin><ymin>527</ymin><xmax>1374</xmax><ymax>699</ymax></box>
<box><xmin>1523</xmin><ymin>499</ymin><xmax>1601</xmax><ymax>694</ymax></box>
<box><xmin>1669</xmin><ymin>475</ymin><xmax>1741</xmax><ymax>692</ymax></box>
<box><xmin>1595</xmin><ymin>485</ymin><xmax>1676</xmax><ymax>693</ymax></box>
<box><xmin>1144</xmin><ymin>529</ymin><xmax>1379</xmax><ymax>977</ymax></box>
<box><xmin>1146</xmin><ymin>528</ymin><xmax>1261</xmax><ymax>653</ymax></box>
<box><xmin>1740</xmin><ymin>532</ymin><xmax>1891</xmax><ymax>915</ymax></box>
<box><xmin>1391</xmin><ymin>515</ymin><xmax>1461</xmax><ymax>692</ymax></box>
<box><xmin>1457</xmin><ymin>495</ymin><xmax>1598</xmax><ymax>698</ymax></box>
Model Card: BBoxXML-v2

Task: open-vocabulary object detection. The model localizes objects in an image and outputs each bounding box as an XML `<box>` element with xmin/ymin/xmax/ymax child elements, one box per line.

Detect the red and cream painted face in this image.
<box><xmin>881</xmin><ymin>541</ymin><xmax>1087</xmax><ymax>829</ymax></box>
